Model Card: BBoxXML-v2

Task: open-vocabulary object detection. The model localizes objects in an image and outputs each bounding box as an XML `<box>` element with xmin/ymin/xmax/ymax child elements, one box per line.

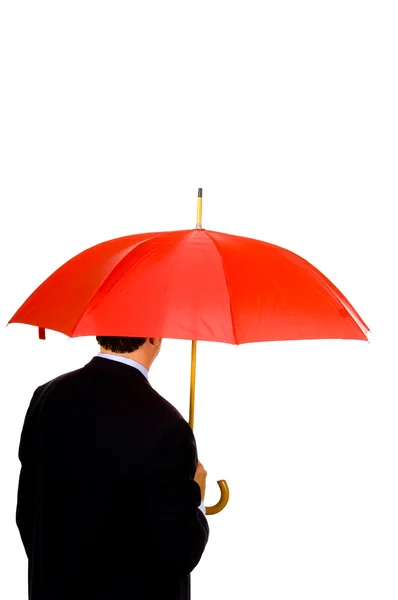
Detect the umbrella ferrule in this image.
<box><xmin>196</xmin><ymin>188</ymin><xmax>203</xmax><ymax>228</ymax></box>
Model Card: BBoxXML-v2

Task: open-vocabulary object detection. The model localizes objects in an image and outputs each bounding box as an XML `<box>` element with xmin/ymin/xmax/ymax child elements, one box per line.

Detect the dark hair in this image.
<box><xmin>96</xmin><ymin>336</ymin><xmax>147</xmax><ymax>353</ymax></box>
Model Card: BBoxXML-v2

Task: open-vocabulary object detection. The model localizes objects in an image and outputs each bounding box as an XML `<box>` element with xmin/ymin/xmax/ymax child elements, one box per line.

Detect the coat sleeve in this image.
<box><xmin>16</xmin><ymin>389</ymin><xmax>42</xmax><ymax>558</ymax></box>
<box><xmin>139</xmin><ymin>418</ymin><xmax>210</xmax><ymax>580</ymax></box>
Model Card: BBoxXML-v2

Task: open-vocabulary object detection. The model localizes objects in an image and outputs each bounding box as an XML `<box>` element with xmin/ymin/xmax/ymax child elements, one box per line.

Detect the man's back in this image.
<box><xmin>16</xmin><ymin>356</ymin><xmax>209</xmax><ymax>600</ymax></box>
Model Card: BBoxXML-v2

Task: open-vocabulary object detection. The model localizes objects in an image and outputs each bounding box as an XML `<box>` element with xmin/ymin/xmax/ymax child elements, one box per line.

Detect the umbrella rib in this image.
<box><xmin>204</xmin><ymin>231</ymin><xmax>238</xmax><ymax>344</ymax></box>
<box><xmin>68</xmin><ymin>231</ymin><xmax>171</xmax><ymax>337</ymax></box>
<box><xmin>151</xmin><ymin>231</ymin><xmax>198</xmax><ymax>331</ymax></box>
<box><xmin>301</xmin><ymin>258</ymin><xmax>370</xmax><ymax>337</ymax></box>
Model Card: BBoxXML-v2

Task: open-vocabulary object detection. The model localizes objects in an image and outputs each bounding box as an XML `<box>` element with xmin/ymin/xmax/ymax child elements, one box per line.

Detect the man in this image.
<box><xmin>16</xmin><ymin>336</ymin><xmax>209</xmax><ymax>600</ymax></box>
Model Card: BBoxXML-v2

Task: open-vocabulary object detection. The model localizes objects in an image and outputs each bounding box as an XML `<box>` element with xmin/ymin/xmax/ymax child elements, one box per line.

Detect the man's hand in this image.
<box><xmin>194</xmin><ymin>460</ymin><xmax>207</xmax><ymax>501</ymax></box>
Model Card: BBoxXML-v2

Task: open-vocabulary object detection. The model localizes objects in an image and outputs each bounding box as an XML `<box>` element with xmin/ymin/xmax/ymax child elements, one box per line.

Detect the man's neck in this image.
<box><xmin>99</xmin><ymin>347</ymin><xmax>149</xmax><ymax>370</ymax></box>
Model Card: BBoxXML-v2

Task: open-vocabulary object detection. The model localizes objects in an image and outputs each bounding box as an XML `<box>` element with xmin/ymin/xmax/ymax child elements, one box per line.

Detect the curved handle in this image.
<box><xmin>205</xmin><ymin>479</ymin><xmax>230</xmax><ymax>515</ymax></box>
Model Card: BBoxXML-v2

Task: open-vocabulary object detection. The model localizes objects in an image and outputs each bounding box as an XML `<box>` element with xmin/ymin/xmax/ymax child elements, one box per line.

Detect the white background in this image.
<box><xmin>1</xmin><ymin>2</ymin><xmax>397</xmax><ymax>599</ymax></box>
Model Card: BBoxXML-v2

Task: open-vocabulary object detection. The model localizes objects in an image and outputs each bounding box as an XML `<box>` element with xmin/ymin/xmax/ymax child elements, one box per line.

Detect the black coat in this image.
<box><xmin>16</xmin><ymin>356</ymin><xmax>209</xmax><ymax>600</ymax></box>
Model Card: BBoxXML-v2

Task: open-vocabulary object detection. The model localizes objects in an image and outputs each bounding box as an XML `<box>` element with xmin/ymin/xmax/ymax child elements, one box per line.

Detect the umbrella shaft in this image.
<box><xmin>189</xmin><ymin>340</ymin><xmax>197</xmax><ymax>429</ymax></box>
<box><xmin>190</xmin><ymin>190</ymin><xmax>202</xmax><ymax>429</ymax></box>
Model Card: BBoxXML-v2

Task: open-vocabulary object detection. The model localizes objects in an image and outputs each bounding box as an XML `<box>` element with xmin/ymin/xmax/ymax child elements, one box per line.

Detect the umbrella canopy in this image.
<box><xmin>9</xmin><ymin>228</ymin><xmax>369</xmax><ymax>342</ymax></box>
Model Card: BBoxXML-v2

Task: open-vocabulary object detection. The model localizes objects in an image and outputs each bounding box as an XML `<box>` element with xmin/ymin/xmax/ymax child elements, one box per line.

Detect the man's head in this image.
<box><xmin>96</xmin><ymin>336</ymin><xmax>162</xmax><ymax>370</ymax></box>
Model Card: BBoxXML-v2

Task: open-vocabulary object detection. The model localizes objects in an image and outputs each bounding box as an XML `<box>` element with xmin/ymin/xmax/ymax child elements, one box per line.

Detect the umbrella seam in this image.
<box><xmin>204</xmin><ymin>230</ymin><xmax>238</xmax><ymax>344</ymax></box>
<box><xmin>69</xmin><ymin>230</ymin><xmax>183</xmax><ymax>337</ymax></box>
<box><xmin>300</xmin><ymin>258</ymin><xmax>370</xmax><ymax>337</ymax></box>
<box><xmin>151</xmin><ymin>230</ymin><xmax>200</xmax><ymax>332</ymax></box>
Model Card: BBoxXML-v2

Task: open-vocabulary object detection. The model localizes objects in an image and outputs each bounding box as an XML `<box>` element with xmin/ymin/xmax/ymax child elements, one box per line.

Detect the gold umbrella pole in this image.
<box><xmin>189</xmin><ymin>188</ymin><xmax>230</xmax><ymax>516</ymax></box>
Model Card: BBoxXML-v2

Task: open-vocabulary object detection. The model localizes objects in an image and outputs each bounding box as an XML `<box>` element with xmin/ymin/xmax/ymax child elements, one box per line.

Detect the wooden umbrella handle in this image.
<box><xmin>205</xmin><ymin>480</ymin><xmax>230</xmax><ymax>515</ymax></box>
<box><xmin>190</xmin><ymin>341</ymin><xmax>230</xmax><ymax>515</ymax></box>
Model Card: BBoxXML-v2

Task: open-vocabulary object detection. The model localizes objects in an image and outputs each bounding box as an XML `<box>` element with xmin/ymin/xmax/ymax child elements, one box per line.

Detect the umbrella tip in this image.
<box><xmin>198</xmin><ymin>188</ymin><xmax>202</xmax><ymax>198</ymax></box>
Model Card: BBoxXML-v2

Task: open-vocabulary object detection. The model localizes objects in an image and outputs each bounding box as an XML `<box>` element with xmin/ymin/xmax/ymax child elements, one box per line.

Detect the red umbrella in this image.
<box><xmin>9</xmin><ymin>189</ymin><xmax>369</xmax><ymax>513</ymax></box>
